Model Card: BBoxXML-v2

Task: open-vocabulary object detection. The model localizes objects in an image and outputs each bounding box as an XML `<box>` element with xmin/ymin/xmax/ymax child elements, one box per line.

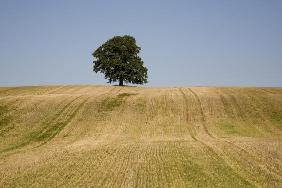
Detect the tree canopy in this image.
<box><xmin>92</xmin><ymin>35</ymin><xmax>148</xmax><ymax>86</ymax></box>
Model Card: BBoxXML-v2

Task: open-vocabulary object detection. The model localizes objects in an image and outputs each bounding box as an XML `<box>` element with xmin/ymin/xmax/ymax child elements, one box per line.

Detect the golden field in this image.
<box><xmin>0</xmin><ymin>85</ymin><xmax>281</xmax><ymax>187</ymax></box>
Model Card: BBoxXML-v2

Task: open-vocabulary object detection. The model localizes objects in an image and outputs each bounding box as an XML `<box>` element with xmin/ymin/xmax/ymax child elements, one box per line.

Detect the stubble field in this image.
<box><xmin>0</xmin><ymin>85</ymin><xmax>281</xmax><ymax>187</ymax></box>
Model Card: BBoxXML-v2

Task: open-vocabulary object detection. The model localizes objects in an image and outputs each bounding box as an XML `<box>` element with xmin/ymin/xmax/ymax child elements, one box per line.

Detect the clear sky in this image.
<box><xmin>0</xmin><ymin>0</ymin><xmax>281</xmax><ymax>87</ymax></box>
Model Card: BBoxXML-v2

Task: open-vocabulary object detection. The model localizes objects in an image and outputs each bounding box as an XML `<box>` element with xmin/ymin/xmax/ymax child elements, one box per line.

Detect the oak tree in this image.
<box><xmin>92</xmin><ymin>35</ymin><xmax>148</xmax><ymax>86</ymax></box>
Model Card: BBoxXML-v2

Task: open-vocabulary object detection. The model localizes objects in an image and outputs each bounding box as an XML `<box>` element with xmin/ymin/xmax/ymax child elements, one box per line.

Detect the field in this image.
<box><xmin>0</xmin><ymin>85</ymin><xmax>282</xmax><ymax>187</ymax></box>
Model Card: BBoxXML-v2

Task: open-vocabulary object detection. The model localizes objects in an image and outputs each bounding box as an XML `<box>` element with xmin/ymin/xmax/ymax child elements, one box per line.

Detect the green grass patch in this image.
<box><xmin>32</xmin><ymin>122</ymin><xmax>65</xmax><ymax>142</ymax></box>
<box><xmin>99</xmin><ymin>97</ymin><xmax>123</xmax><ymax>112</ymax></box>
<box><xmin>270</xmin><ymin>111</ymin><xmax>282</xmax><ymax>123</ymax></box>
<box><xmin>0</xmin><ymin>121</ymin><xmax>66</xmax><ymax>153</ymax></box>
<box><xmin>99</xmin><ymin>93</ymin><xmax>137</xmax><ymax>112</ymax></box>
<box><xmin>117</xmin><ymin>93</ymin><xmax>137</xmax><ymax>98</ymax></box>
<box><xmin>217</xmin><ymin>121</ymin><xmax>238</xmax><ymax>135</ymax></box>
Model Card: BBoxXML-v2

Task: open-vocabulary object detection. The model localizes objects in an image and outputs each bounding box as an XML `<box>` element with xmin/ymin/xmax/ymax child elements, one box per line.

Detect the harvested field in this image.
<box><xmin>0</xmin><ymin>85</ymin><xmax>281</xmax><ymax>187</ymax></box>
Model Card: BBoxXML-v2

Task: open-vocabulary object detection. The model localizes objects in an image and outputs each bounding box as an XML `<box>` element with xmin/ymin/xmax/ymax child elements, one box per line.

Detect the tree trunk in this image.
<box><xmin>119</xmin><ymin>79</ymin><xmax>124</xmax><ymax>86</ymax></box>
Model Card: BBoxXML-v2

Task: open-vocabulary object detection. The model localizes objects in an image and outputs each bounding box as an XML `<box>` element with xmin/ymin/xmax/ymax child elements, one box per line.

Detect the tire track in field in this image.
<box><xmin>217</xmin><ymin>91</ymin><xmax>244</xmax><ymax>121</ymax></box>
<box><xmin>223</xmin><ymin>88</ymin><xmax>255</xmax><ymax>117</ymax></box>
<box><xmin>218</xmin><ymin>94</ymin><xmax>235</xmax><ymax>119</ymax></box>
<box><xmin>173</xmin><ymin>142</ymin><xmax>217</xmax><ymax>187</ymax></box>
<box><xmin>224</xmin><ymin>88</ymin><xmax>281</xmax><ymax>136</ymax></box>
<box><xmin>90</xmin><ymin>89</ymin><xmax>146</xmax><ymax>187</ymax></box>
<box><xmin>38</xmin><ymin>97</ymin><xmax>89</xmax><ymax>145</ymax></box>
<box><xmin>214</xmin><ymin>88</ymin><xmax>282</xmax><ymax>181</ymax></box>
<box><xmin>219</xmin><ymin>94</ymin><xmax>282</xmax><ymax>178</ymax></box>
<box><xmin>39</xmin><ymin>87</ymin><xmax>122</xmax><ymax>144</ymax></box>
<box><xmin>51</xmin><ymin>87</ymin><xmax>126</xmax><ymax>186</ymax></box>
<box><xmin>178</xmin><ymin>88</ymin><xmax>255</xmax><ymax>187</ymax></box>
<box><xmin>189</xmin><ymin>88</ymin><xmax>282</xmax><ymax>183</ymax></box>
<box><xmin>1</xmin><ymin>86</ymin><xmax>120</xmax><ymax>153</ymax></box>
<box><xmin>194</xmin><ymin>137</ymin><xmax>256</xmax><ymax>187</ymax></box>
<box><xmin>222</xmin><ymin>139</ymin><xmax>282</xmax><ymax>179</ymax></box>
<box><xmin>245</xmin><ymin>89</ymin><xmax>280</xmax><ymax>134</ymax></box>
<box><xmin>178</xmin><ymin>88</ymin><xmax>197</xmax><ymax>141</ymax></box>
<box><xmin>54</xmin><ymin>86</ymin><xmax>120</xmax><ymax>138</ymax></box>
<box><xmin>187</xmin><ymin>88</ymin><xmax>215</xmax><ymax>138</ymax></box>
<box><xmin>217</xmin><ymin>89</ymin><xmax>282</xmax><ymax>181</ymax></box>
<box><xmin>0</xmin><ymin>96</ymin><xmax>81</xmax><ymax>153</ymax></box>
<box><xmin>1</xmin><ymin>96</ymin><xmax>86</xmax><ymax>153</ymax></box>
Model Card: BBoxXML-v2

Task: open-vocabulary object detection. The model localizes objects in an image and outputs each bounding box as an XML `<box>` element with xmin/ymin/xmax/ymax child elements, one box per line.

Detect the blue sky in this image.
<box><xmin>0</xmin><ymin>0</ymin><xmax>282</xmax><ymax>87</ymax></box>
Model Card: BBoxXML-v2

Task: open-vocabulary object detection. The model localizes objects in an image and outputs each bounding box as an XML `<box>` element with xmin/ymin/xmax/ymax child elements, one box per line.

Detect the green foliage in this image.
<box><xmin>92</xmin><ymin>35</ymin><xmax>148</xmax><ymax>86</ymax></box>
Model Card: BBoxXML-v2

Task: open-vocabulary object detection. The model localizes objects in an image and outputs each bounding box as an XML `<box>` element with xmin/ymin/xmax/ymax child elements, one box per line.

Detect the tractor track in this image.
<box><xmin>187</xmin><ymin>87</ymin><xmax>282</xmax><ymax>182</ymax></box>
<box><xmin>178</xmin><ymin>88</ymin><xmax>255</xmax><ymax>187</ymax></box>
<box><xmin>1</xmin><ymin>86</ymin><xmax>281</xmax><ymax>187</ymax></box>
<box><xmin>187</xmin><ymin>88</ymin><xmax>215</xmax><ymax>138</ymax></box>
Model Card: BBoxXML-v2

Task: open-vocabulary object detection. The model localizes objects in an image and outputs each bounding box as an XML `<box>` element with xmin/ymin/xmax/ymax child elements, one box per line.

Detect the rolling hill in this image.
<box><xmin>0</xmin><ymin>85</ymin><xmax>281</xmax><ymax>187</ymax></box>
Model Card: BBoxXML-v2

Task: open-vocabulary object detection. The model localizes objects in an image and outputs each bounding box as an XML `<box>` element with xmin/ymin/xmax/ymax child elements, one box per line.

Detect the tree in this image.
<box><xmin>92</xmin><ymin>35</ymin><xmax>148</xmax><ymax>86</ymax></box>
